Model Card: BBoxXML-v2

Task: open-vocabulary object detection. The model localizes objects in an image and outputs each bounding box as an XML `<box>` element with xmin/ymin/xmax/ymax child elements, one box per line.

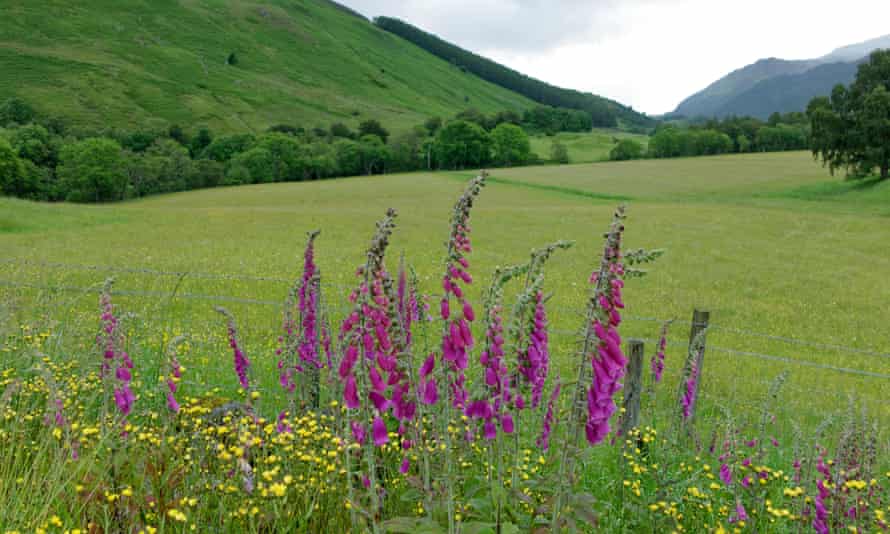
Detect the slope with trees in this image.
<box><xmin>373</xmin><ymin>16</ymin><xmax>654</xmax><ymax>129</ymax></box>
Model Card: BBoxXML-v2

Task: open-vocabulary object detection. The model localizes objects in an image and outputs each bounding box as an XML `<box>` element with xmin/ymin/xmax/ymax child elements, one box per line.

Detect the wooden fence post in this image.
<box><xmin>673</xmin><ymin>309</ymin><xmax>711</xmax><ymax>442</ymax></box>
<box><xmin>688</xmin><ymin>309</ymin><xmax>710</xmax><ymax>402</ymax></box>
<box><xmin>620</xmin><ymin>339</ymin><xmax>645</xmax><ymax>437</ymax></box>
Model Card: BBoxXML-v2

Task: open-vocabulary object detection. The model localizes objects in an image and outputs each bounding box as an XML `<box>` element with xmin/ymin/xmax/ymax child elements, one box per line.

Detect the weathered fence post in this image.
<box><xmin>687</xmin><ymin>309</ymin><xmax>710</xmax><ymax>410</ymax></box>
<box><xmin>620</xmin><ymin>339</ymin><xmax>645</xmax><ymax>437</ymax></box>
<box><xmin>307</xmin><ymin>366</ymin><xmax>320</xmax><ymax>410</ymax></box>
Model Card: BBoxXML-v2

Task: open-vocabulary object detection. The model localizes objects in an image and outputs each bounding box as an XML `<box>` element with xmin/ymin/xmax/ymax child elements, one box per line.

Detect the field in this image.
<box><xmin>2</xmin><ymin>151</ymin><xmax>889</xmax><ymax>531</ymax></box>
<box><xmin>529</xmin><ymin>130</ymin><xmax>650</xmax><ymax>163</ymax></box>
<box><xmin>0</xmin><ymin>0</ymin><xmax>531</xmax><ymax>132</ymax></box>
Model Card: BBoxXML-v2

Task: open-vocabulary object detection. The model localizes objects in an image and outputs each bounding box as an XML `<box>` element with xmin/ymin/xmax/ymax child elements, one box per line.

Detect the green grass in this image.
<box><xmin>529</xmin><ymin>130</ymin><xmax>650</xmax><ymax>163</ymax></box>
<box><xmin>2</xmin><ymin>151</ymin><xmax>889</xmax><ymax>531</ymax></box>
<box><xmin>0</xmin><ymin>0</ymin><xmax>532</xmax><ymax>133</ymax></box>
<box><xmin>2</xmin><ymin>151</ymin><xmax>887</xmax><ymax>424</ymax></box>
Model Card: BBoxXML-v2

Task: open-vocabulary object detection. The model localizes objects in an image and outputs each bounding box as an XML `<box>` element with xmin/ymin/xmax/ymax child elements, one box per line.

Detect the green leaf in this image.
<box><xmin>399</xmin><ymin>488</ymin><xmax>423</xmax><ymax>503</ymax></box>
<box><xmin>381</xmin><ymin>517</ymin><xmax>446</xmax><ymax>533</ymax></box>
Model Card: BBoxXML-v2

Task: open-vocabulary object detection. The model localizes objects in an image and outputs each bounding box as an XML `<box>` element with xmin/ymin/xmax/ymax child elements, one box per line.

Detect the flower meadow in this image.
<box><xmin>1</xmin><ymin>174</ymin><xmax>889</xmax><ymax>533</ymax></box>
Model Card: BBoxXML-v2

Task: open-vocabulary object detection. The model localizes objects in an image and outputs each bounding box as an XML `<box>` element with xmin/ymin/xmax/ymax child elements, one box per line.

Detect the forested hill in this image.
<box><xmin>373</xmin><ymin>17</ymin><xmax>654</xmax><ymax>129</ymax></box>
<box><xmin>0</xmin><ymin>0</ymin><xmax>535</xmax><ymax>133</ymax></box>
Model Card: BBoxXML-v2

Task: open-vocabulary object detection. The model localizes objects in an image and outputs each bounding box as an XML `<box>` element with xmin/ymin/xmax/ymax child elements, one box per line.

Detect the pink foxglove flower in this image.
<box><xmin>439</xmin><ymin>176</ymin><xmax>485</xmax><ymax>410</ymax></box>
<box><xmin>372</xmin><ymin>416</ymin><xmax>389</xmax><ymax>446</ymax></box>
<box><xmin>581</xmin><ymin>207</ymin><xmax>629</xmax><ymax>446</ymax></box>
<box><xmin>536</xmin><ymin>383</ymin><xmax>560</xmax><ymax>450</ymax></box>
<box><xmin>720</xmin><ymin>463</ymin><xmax>732</xmax><ymax>486</ymax></box>
<box><xmin>217</xmin><ymin>308</ymin><xmax>250</xmax><ymax>392</ymax></box>
<box><xmin>98</xmin><ymin>280</ymin><xmax>136</xmax><ymax>422</ymax></box>
<box><xmin>681</xmin><ymin>361</ymin><xmax>698</xmax><ymax>419</ymax></box>
<box><xmin>650</xmin><ymin>321</ymin><xmax>670</xmax><ymax>383</ymax></box>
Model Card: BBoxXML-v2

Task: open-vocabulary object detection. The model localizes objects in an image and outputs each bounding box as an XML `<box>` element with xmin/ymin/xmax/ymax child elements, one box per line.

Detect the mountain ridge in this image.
<box><xmin>673</xmin><ymin>34</ymin><xmax>890</xmax><ymax>119</ymax></box>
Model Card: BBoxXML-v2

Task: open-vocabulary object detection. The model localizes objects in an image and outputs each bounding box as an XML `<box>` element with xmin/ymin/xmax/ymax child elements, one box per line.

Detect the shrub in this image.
<box><xmin>434</xmin><ymin>120</ymin><xmax>491</xmax><ymax>169</ymax></box>
<box><xmin>57</xmin><ymin>137</ymin><xmax>127</xmax><ymax>202</ymax></box>
<box><xmin>610</xmin><ymin>138</ymin><xmax>644</xmax><ymax>161</ymax></box>
<box><xmin>202</xmin><ymin>133</ymin><xmax>256</xmax><ymax>162</ymax></box>
<box><xmin>10</xmin><ymin>123</ymin><xmax>57</xmax><ymax>168</ymax></box>
<box><xmin>0</xmin><ymin>97</ymin><xmax>36</xmax><ymax>126</ymax></box>
<box><xmin>0</xmin><ymin>137</ymin><xmax>25</xmax><ymax>195</ymax></box>
<box><xmin>230</xmin><ymin>147</ymin><xmax>276</xmax><ymax>184</ymax></box>
<box><xmin>490</xmin><ymin>122</ymin><xmax>531</xmax><ymax>166</ymax></box>
<box><xmin>550</xmin><ymin>139</ymin><xmax>570</xmax><ymax>164</ymax></box>
<box><xmin>329</xmin><ymin>122</ymin><xmax>355</xmax><ymax>139</ymax></box>
<box><xmin>358</xmin><ymin>119</ymin><xmax>390</xmax><ymax>144</ymax></box>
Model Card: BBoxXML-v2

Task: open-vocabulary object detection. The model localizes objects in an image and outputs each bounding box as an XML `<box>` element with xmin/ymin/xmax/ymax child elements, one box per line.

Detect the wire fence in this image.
<box><xmin>3</xmin><ymin>258</ymin><xmax>889</xmax><ymax>386</ymax></box>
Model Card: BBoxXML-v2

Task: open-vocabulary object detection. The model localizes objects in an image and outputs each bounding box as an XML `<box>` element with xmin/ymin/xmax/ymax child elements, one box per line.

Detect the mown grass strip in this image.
<box><xmin>445</xmin><ymin>171</ymin><xmax>633</xmax><ymax>202</ymax></box>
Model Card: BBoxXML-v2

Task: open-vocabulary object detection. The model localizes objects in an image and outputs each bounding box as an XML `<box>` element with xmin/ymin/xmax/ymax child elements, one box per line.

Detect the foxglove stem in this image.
<box><xmin>339</xmin><ymin>209</ymin><xmax>399</xmax><ymax>534</ymax></box>
<box><xmin>98</xmin><ymin>279</ymin><xmax>135</xmax><ymax>425</ymax></box>
<box><xmin>552</xmin><ymin>205</ymin><xmax>627</xmax><ymax>530</ymax></box>
<box><xmin>537</xmin><ymin>382</ymin><xmax>560</xmax><ymax>450</ymax></box>
<box><xmin>682</xmin><ymin>361</ymin><xmax>698</xmax><ymax>419</ymax></box>
<box><xmin>216</xmin><ymin>307</ymin><xmax>253</xmax><ymax>404</ymax></box>
<box><xmin>433</xmin><ymin>173</ymin><xmax>486</xmax><ymax>533</ymax></box>
<box><xmin>678</xmin><ymin>329</ymin><xmax>706</xmax><ymax>424</ymax></box>
<box><xmin>278</xmin><ymin>231</ymin><xmax>322</xmax><ymax>412</ymax></box>
<box><xmin>165</xmin><ymin>336</ymin><xmax>185</xmax><ymax>415</ymax></box>
<box><xmin>651</xmin><ymin>320</ymin><xmax>671</xmax><ymax>383</ymax></box>
<box><xmin>813</xmin><ymin>453</ymin><xmax>831</xmax><ymax>534</ymax></box>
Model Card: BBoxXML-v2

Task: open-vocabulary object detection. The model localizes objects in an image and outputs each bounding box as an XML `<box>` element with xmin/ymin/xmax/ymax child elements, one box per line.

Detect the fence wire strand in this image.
<box><xmin>3</xmin><ymin>270</ymin><xmax>889</xmax><ymax>381</ymax></box>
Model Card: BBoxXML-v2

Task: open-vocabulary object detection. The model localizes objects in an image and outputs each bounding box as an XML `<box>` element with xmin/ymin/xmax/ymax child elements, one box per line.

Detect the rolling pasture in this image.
<box><xmin>529</xmin><ymin>130</ymin><xmax>649</xmax><ymax>163</ymax></box>
<box><xmin>2</xmin><ymin>151</ymin><xmax>889</xmax><ymax>531</ymax></box>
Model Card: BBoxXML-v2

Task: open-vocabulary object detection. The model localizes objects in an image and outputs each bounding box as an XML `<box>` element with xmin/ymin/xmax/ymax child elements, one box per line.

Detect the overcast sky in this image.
<box><xmin>340</xmin><ymin>0</ymin><xmax>890</xmax><ymax>115</ymax></box>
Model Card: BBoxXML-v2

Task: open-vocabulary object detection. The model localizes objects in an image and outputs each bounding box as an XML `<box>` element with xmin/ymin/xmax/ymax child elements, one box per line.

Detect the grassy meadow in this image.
<box><xmin>529</xmin><ymin>130</ymin><xmax>650</xmax><ymax>163</ymax></box>
<box><xmin>2</xmin><ymin>151</ymin><xmax>889</xmax><ymax>531</ymax></box>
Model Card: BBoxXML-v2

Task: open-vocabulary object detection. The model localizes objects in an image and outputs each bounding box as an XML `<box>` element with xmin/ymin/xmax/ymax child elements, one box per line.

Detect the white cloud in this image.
<box><xmin>341</xmin><ymin>0</ymin><xmax>890</xmax><ymax>114</ymax></box>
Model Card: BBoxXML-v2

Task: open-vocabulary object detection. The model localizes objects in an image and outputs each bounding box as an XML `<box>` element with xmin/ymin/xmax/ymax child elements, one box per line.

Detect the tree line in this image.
<box><xmin>632</xmin><ymin>49</ymin><xmax>890</xmax><ymax>181</ymax></box>
<box><xmin>808</xmin><ymin>49</ymin><xmax>890</xmax><ymax>180</ymax></box>
<box><xmin>0</xmin><ymin>102</ymin><xmax>586</xmax><ymax>203</ymax></box>
<box><xmin>373</xmin><ymin>16</ymin><xmax>653</xmax><ymax>130</ymax></box>
<box><xmin>648</xmin><ymin>113</ymin><xmax>810</xmax><ymax>159</ymax></box>
<box><xmin>608</xmin><ymin>112</ymin><xmax>811</xmax><ymax>161</ymax></box>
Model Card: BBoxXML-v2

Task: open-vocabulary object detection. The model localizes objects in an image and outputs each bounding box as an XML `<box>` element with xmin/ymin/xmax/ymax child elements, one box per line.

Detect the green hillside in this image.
<box><xmin>0</xmin><ymin>0</ymin><xmax>534</xmax><ymax>132</ymax></box>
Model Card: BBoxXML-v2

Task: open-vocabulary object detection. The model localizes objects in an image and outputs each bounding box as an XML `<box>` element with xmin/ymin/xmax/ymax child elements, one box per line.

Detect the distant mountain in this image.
<box><xmin>673</xmin><ymin>58</ymin><xmax>819</xmax><ymax>118</ymax></box>
<box><xmin>821</xmin><ymin>34</ymin><xmax>890</xmax><ymax>62</ymax></box>
<box><xmin>715</xmin><ymin>61</ymin><xmax>860</xmax><ymax>119</ymax></box>
<box><xmin>673</xmin><ymin>34</ymin><xmax>890</xmax><ymax>120</ymax></box>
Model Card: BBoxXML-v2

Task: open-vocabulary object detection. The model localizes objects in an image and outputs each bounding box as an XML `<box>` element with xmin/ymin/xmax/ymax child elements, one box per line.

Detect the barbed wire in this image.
<box><xmin>0</xmin><ymin>257</ymin><xmax>356</xmax><ymax>289</ymax></box>
<box><xmin>621</xmin><ymin>315</ymin><xmax>890</xmax><ymax>360</ymax></box>
<box><xmin>635</xmin><ymin>336</ymin><xmax>890</xmax><ymax>380</ymax></box>
<box><xmin>0</xmin><ymin>279</ymin><xmax>361</xmax><ymax>311</ymax></box>
<box><xmin>5</xmin><ymin>257</ymin><xmax>889</xmax><ymax>357</ymax></box>
<box><xmin>3</xmin><ymin>279</ymin><xmax>890</xmax><ymax>380</ymax></box>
